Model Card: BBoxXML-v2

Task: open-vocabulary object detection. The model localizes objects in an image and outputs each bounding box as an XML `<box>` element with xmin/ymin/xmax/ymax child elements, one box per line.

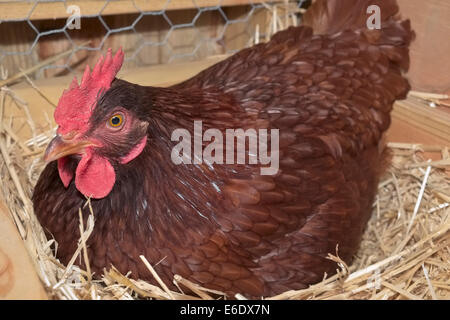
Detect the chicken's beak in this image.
<box><xmin>44</xmin><ymin>134</ymin><xmax>97</xmax><ymax>163</ymax></box>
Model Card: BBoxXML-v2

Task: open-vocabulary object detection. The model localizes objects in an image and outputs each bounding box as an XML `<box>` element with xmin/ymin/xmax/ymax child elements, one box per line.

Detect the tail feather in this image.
<box><xmin>302</xmin><ymin>0</ymin><xmax>414</xmax><ymax>73</ymax></box>
<box><xmin>302</xmin><ymin>0</ymin><xmax>400</xmax><ymax>35</ymax></box>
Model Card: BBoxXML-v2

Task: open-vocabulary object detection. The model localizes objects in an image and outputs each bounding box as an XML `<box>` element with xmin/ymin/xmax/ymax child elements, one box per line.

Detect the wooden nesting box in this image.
<box><xmin>0</xmin><ymin>0</ymin><xmax>448</xmax><ymax>299</ymax></box>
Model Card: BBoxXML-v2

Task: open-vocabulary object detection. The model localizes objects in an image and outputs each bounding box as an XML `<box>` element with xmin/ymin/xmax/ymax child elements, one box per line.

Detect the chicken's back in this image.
<box><xmin>173</xmin><ymin>0</ymin><xmax>413</xmax><ymax>295</ymax></box>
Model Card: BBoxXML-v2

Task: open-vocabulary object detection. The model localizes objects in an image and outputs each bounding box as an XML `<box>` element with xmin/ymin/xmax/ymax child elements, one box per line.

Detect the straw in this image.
<box><xmin>0</xmin><ymin>88</ymin><xmax>449</xmax><ymax>299</ymax></box>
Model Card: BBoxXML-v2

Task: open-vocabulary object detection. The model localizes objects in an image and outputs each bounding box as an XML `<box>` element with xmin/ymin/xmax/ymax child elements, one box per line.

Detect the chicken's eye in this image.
<box><xmin>108</xmin><ymin>114</ymin><xmax>124</xmax><ymax>128</ymax></box>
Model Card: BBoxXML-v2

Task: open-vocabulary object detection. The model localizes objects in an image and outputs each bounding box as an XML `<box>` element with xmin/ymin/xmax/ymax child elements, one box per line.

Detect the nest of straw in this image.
<box><xmin>0</xmin><ymin>81</ymin><xmax>448</xmax><ymax>300</ymax></box>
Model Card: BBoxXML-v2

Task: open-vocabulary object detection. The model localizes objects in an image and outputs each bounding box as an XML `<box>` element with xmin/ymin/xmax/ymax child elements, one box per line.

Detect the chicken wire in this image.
<box><xmin>0</xmin><ymin>0</ymin><xmax>308</xmax><ymax>79</ymax></box>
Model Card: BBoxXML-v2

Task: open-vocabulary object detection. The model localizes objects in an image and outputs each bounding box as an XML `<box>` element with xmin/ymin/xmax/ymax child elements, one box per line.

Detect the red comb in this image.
<box><xmin>55</xmin><ymin>48</ymin><xmax>124</xmax><ymax>135</ymax></box>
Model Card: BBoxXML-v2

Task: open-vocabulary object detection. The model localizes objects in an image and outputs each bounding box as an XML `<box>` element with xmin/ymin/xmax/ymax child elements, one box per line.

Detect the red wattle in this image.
<box><xmin>75</xmin><ymin>148</ymin><xmax>116</xmax><ymax>199</ymax></box>
<box><xmin>57</xmin><ymin>157</ymin><xmax>74</xmax><ymax>188</ymax></box>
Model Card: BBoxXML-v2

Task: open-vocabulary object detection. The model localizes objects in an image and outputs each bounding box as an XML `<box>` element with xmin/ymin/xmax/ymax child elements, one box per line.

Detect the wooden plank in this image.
<box><xmin>391</xmin><ymin>99</ymin><xmax>450</xmax><ymax>144</ymax></box>
<box><xmin>397</xmin><ymin>0</ymin><xmax>450</xmax><ymax>95</ymax></box>
<box><xmin>0</xmin><ymin>0</ymin><xmax>285</xmax><ymax>21</ymax></box>
<box><xmin>387</xmin><ymin>117</ymin><xmax>450</xmax><ymax>147</ymax></box>
<box><xmin>0</xmin><ymin>199</ymin><xmax>48</xmax><ymax>300</ymax></box>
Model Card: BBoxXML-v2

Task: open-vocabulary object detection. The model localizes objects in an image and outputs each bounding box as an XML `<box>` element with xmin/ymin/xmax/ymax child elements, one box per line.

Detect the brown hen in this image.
<box><xmin>33</xmin><ymin>0</ymin><xmax>413</xmax><ymax>298</ymax></box>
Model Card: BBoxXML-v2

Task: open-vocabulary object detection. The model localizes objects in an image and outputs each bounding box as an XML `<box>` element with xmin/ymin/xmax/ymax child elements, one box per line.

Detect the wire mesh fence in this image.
<box><xmin>0</xmin><ymin>0</ymin><xmax>308</xmax><ymax>80</ymax></box>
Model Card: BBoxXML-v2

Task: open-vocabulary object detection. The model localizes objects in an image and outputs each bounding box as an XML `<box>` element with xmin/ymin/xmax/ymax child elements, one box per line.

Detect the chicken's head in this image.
<box><xmin>44</xmin><ymin>48</ymin><xmax>148</xmax><ymax>199</ymax></box>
